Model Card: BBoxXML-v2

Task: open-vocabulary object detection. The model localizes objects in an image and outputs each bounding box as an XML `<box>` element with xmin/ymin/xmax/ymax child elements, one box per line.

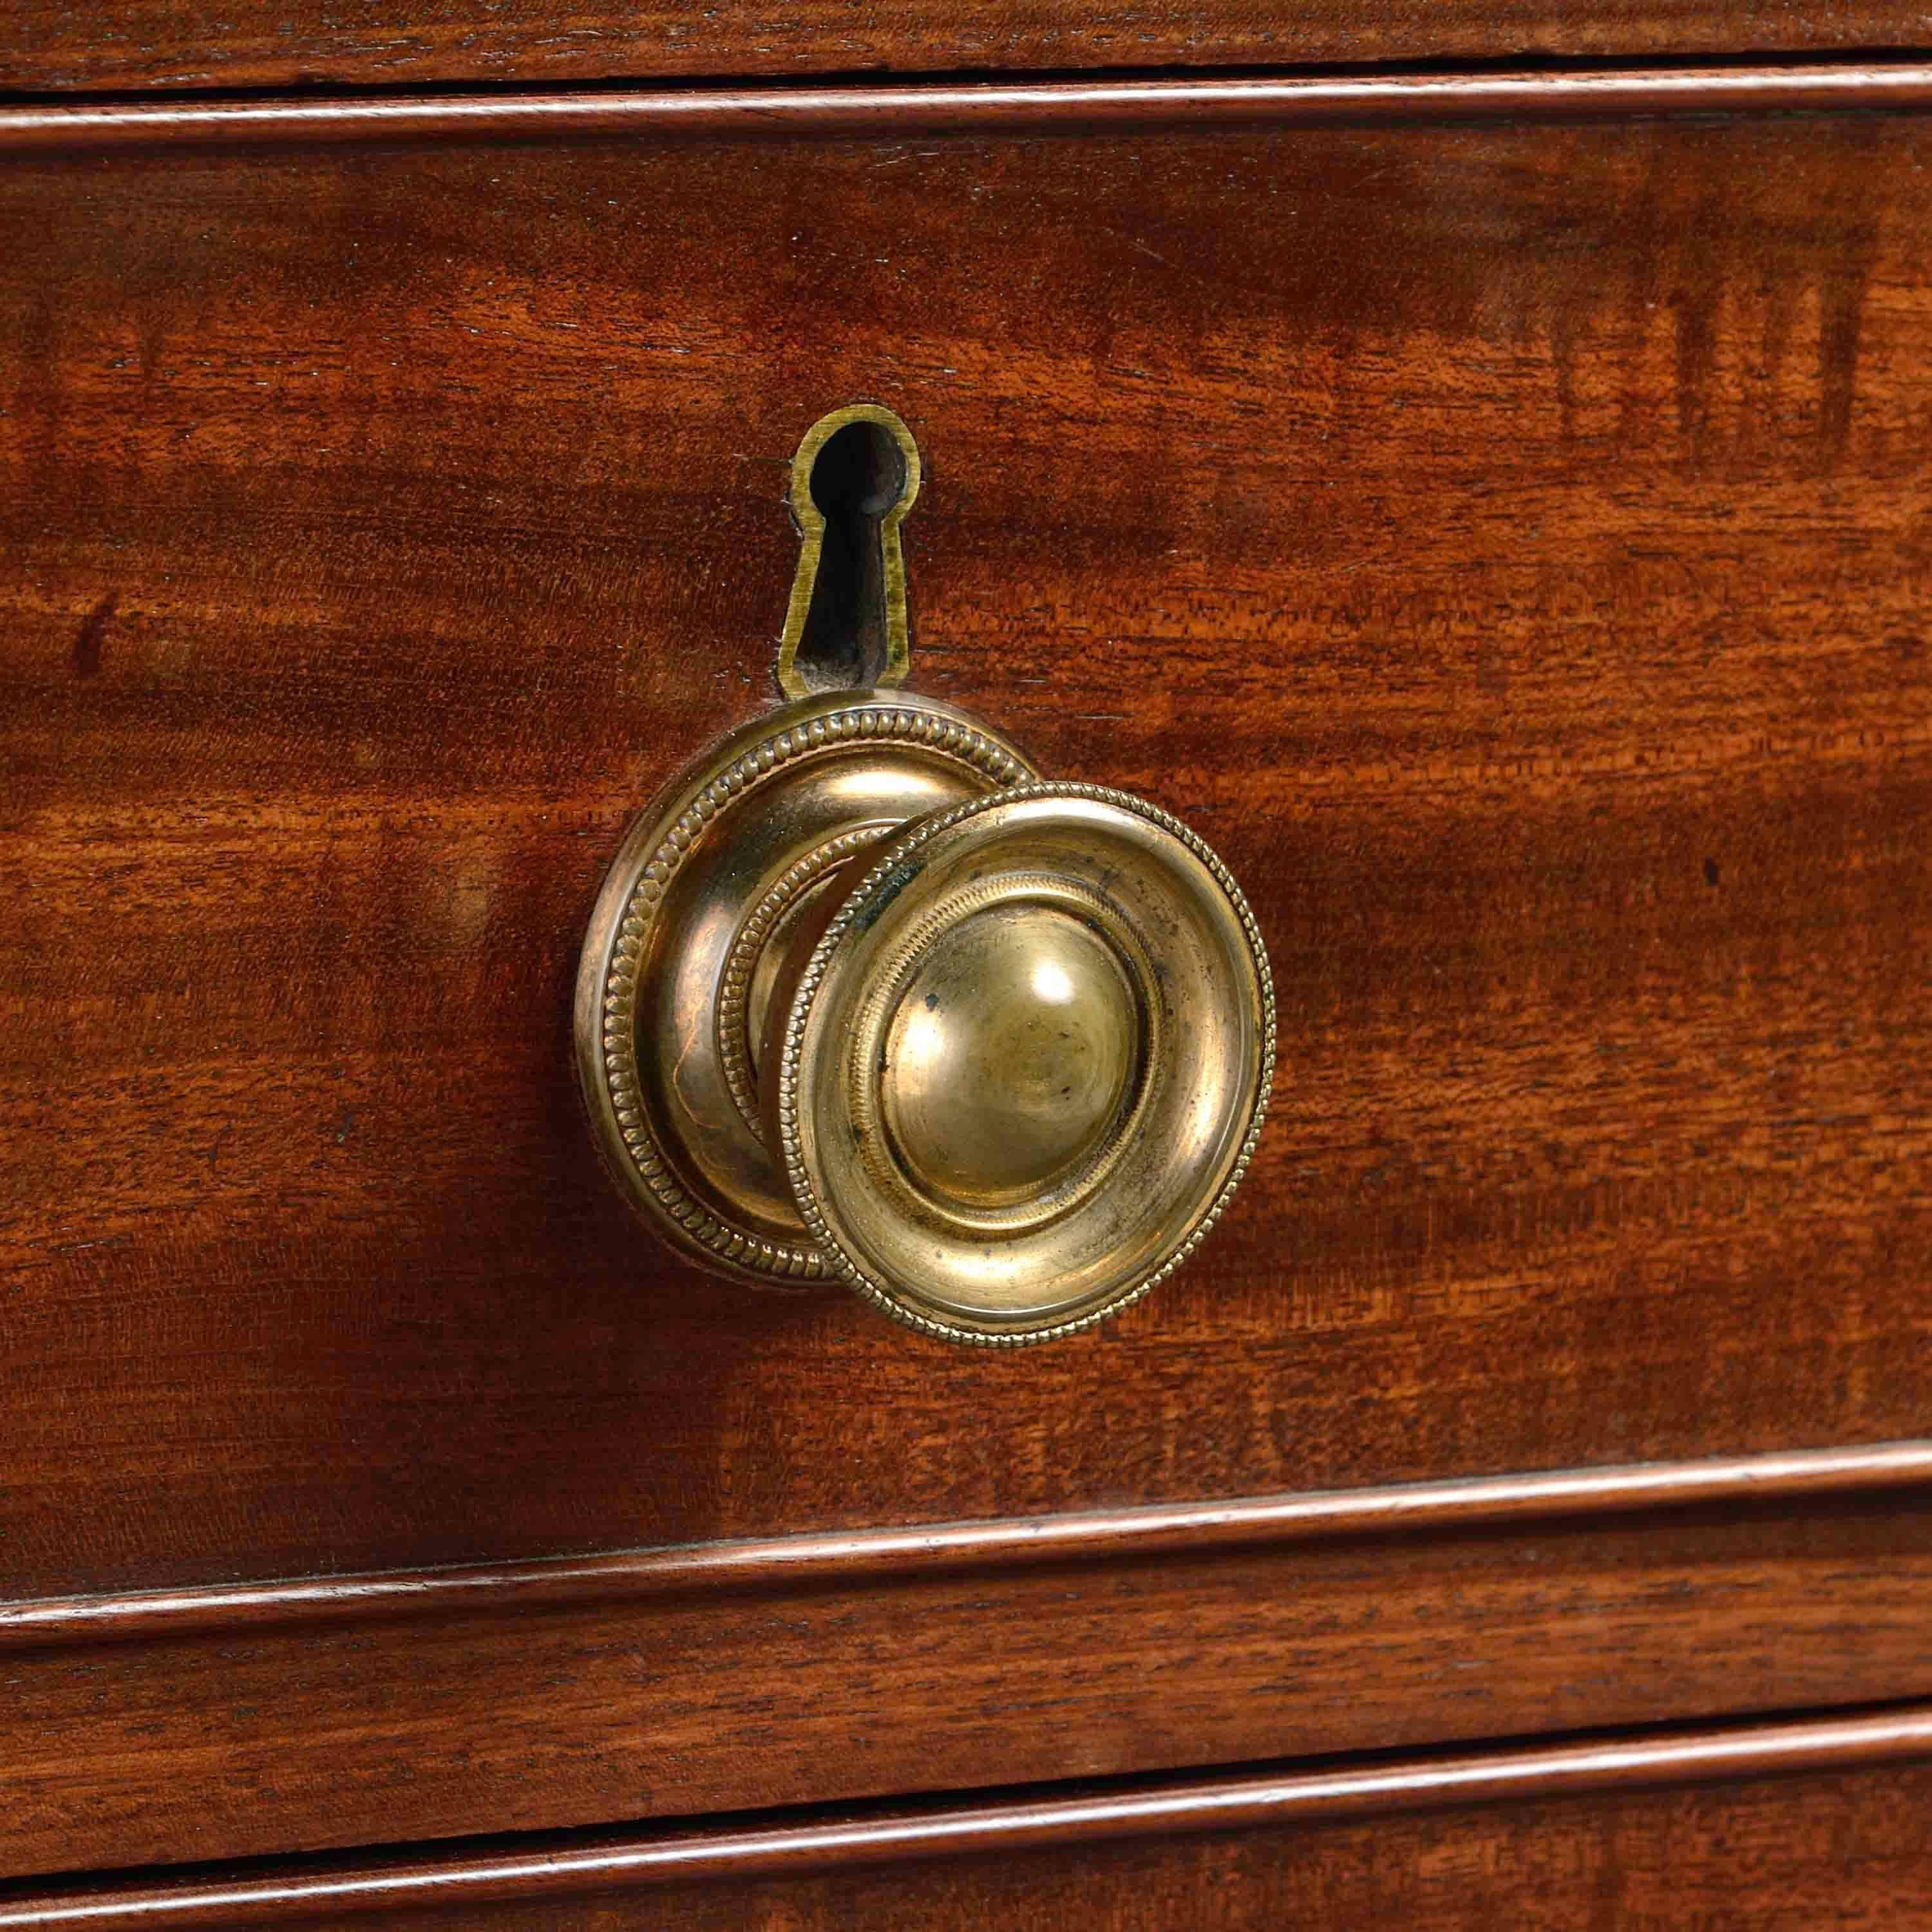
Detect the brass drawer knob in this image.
<box><xmin>576</xmin><ymin>692</ymin><xmax>1273</xmax><ymax>1346</ymax></box>
<box><xmin>779</xmin><ymin>775</ymin><xmax>1274</xmax><ymax>1342</ymax></box>
<box><xmin>574</xmin><ymin>408</ymin><xmax>1271</xmax><ymax>1344</ymax></box>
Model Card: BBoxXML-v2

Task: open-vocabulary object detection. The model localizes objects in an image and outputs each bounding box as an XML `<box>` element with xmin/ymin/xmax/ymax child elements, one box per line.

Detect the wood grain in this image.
<box><xmin>10</xmin><ymin>67</ymin><xmax>1932</xmax><ymax>156</ymax></box>
<box><xmin>2</xmin><ymin>1</ymin><xmax>1929</xmax><ymax>92</ymax></box>
<box><xmin>3</xmin><ymin>106</ymin><xmax>1931</xmax><ymax>1602</ymax></box>
<box><xmin>6</xmin><ymin>1439</ymin><xmax>1930</xmax><ymax>1650</ymax></box>
<box><xmin>482</xmin><ymin>1770</ymin><xmax>1932</xmax><ymax>1932</ymax></box>
<box><xmin>5</xmin><ymin>1707</ymin><xmax>1932</xmax><ymax>1926</ymax></box>
<box><xmin>8</xmin><ymin>1484</ymin><xmax>1932</xmax><ymax>1873</ymax></box>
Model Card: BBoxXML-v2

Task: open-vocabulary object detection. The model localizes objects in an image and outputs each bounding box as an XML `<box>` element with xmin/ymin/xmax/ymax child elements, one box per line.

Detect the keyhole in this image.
<box><xmin>777</xmin><ymin>405</ymin><xmax>922</xmax><ymax>699</ymax></box>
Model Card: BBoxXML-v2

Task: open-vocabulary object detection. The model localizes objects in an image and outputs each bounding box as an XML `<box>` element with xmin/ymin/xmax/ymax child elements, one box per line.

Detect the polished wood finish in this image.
<box><xmin>10</xmin><ymin>66</ymin><xmax>1932</xmax><ymax>155</ymax></box>
<box><xmin>7</xmin><ymin>1439</ymin><xmax>1929</xmax><ymax>1650</ymax></box>
<box><xmin>3</xmin><ymin>3</ymin><xmax>1927</xmax><ymax>91</ymax></box>
<box><xmin>5</xmin><ymin>100</ymin><xmax>1932</xmax><ymax>1605</ymax></box>
<box><xmin>6</xmin><ymin>1707</ymin><xmax>1932</xmax><ymax>1927</ymax></box>
<box><xmin>9</xmin><ymin>1468</ymin><xmax>1932</xmax><ymax>1872</ymax></box>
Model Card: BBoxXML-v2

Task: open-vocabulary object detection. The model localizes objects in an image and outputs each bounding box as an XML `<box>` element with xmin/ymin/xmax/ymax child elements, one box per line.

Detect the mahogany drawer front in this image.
<box><xmin>2</xmin><ymin>3</ymin><xmax>1921</xmax><ymax>91</ymax></box>
<box><xmin>6</xmin><ymin>103</ymin><xmax>1931</xmax><ymax>1601</ymax></box>
<box><xmin>7</xmin><ymin>1711</ymin><xmax>1932</xmax><ymax>1929</ymax></box>
<box><xmin>5</xmin><ymin>86</ymin><xmax>1932</xmax><ymax>1875</ymax></box>
<box><xmin>7</xmin><ymin>1464</ymin><xmax>1932</xmax><ymax>1873</ymax></box>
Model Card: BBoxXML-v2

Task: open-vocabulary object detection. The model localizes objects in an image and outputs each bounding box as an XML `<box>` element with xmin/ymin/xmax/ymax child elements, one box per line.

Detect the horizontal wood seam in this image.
<box><xmin>3</xmin><ymin>63</ymin><xmax>1932</xmax><ymax>152</ymax></box>
<box><xmin>6</xmin><ymin>1438</ymin><xmax>1929</xmax><ymax>1653</ymax></box>
<box><xmin>5</xmin><ymin>1703</ymin><xmax>1931</xmax><ymax>1926</ymax></box>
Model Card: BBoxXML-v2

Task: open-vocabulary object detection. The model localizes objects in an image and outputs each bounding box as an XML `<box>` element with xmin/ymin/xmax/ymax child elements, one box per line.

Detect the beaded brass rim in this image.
<box><xmin>574</xmin><ymin>694</ymin><xmax>1036</xmax><ymax>1284</ymax></box>
<box><xmin>715</xmin><ymin>824</ymin><xmax>894</xmax><ymax>1144</ymax></box>
<box><xmin>776</xmin><ymin>782</ymin><xmax>1277</xmax><ymax>1345</ymax></box>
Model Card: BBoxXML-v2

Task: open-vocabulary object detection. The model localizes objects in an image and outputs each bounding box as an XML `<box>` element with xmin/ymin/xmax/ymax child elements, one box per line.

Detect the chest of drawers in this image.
<box><xmin>3</xmin><ymin>10</ymin><xmax>1931</xmax><ymax>1922</ymax></box>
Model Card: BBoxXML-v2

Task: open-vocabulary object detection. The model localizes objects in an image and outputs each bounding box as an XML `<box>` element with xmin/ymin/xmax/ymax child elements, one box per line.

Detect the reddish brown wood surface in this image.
<box><xmin>10</xmin><ymin>1441</ymin><xmax>1928</xmax><ymax>1651</ymax></box>
<box><xmin>5</xmin><ymin>1707</ymin><xmax>1932</xmax><ymax>1926</ymax></box>
<box><xmin>3</xmin><ymin>105</ymin><xmax>1931</xmax><ymax>1602</ymax></box>
<box><xmin>4</xmin><ymin>2</ymin><xmax>1929</xmax><ymax>92</ymax></box>
<box><xmin>10</xmin><ymin>67</ymin><xmax>1932</xmax><ymax>156</ymax></box>
<box><xmin>9</xmin><ymin>1482</ymin><xmax>1932</xmax><ymax>1873</ymax></box>
<box><xmin>418</xmin><ymin>1773</ymin><xmax>1932</xmax><ymax>1932</ymax></box>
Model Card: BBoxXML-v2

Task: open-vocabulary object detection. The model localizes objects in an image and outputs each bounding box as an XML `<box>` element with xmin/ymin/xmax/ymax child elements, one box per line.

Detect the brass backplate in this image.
<box><xmin>574</xmin><ymin>691</ymin><xmax>1036</xmax><ymax>1283</ymax></box>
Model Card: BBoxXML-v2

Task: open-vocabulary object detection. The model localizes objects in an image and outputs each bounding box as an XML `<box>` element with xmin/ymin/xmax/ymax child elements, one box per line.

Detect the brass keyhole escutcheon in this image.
<box><xmin>576</xmin><ymin>408</ymin><xmax>1273</xmax><ymax>1345</ymax></box>
<box><xmin>777</xmin><ymin>404</ymin><xmax>921</xmax><ymax>698</ymax></box>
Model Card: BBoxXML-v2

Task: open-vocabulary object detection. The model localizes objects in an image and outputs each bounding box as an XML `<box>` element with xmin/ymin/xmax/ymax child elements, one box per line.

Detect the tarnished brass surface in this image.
<box><xmin>779</xmin><ymin>784</ymin><xmax>1273</xmax><ymax>1343</ymax></box>
<box><xmin>577</xmin><ymin>694</ymin><xmax>1273</xmax><ymax>1343</ymax></box>
<box><xmin>578</xmin><ymin>396</ymin><xmax>1268</xmax><ymax>1341</ymax></box>
<box><xmin>574</xmin><ymin>692</ymin><xmax>1034</xmax><ymax>1283</ymax></box>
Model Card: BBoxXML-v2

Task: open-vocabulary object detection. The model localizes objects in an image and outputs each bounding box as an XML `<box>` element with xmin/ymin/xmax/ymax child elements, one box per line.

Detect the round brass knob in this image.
<box><xmin>576</xmin><ymin>693</ymin><xmax>1273</xmax><ymax>1345</ymax></box>
<box><xmin>779</xmin><ymin>784</ymin><xmax>1273</xmax><ymax>1341</ymax></box>
<box><xmin>875</xmin><ymin>896</ymin><xmax>1138</xmax><ymax>1209</ymax></box>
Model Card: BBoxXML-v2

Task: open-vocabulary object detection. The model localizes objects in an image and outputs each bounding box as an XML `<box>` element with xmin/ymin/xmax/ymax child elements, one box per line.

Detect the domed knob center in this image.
<box><xmin>880</xmin><ymin>904</ymin><xmax>1139</xmax><ymax>1210</ymax></box>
